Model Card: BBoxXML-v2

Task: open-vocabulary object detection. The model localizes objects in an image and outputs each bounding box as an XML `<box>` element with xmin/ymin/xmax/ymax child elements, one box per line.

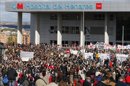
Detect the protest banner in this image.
<box><xmin>84</xmin><ymin>53</ymin><xmax>93</xmax><ymax>59</ymax></box>
<box><xmin>84</xmin><ymin>53</ymin><xmax>110</xmax><ymax>60</ymax></box>
<box><xmin>116</xmin><ymin>54</ymin><xmax>128</xmax><ymax>62</ymax></box>
<box><xmin>127</xmin><ymin>45</ymin><xmax>130</xmax><ymax>49</ymax></box>
<box><xmin>96</xmin><ymin>42</ymin><xmax>104</xmax><ymax>50</ymax></box>
<box><xmin>20</xmin><ymin>51</ymin><xmax>34</xmax><ymax>61</ymax></box>
<box><xmin>70</xmin><ymin>49</ymin><xmax>78</xmax><ymax>55</ymax></box>
<box><xmin>99</xmin><ymin>53</ymin><xmax>110</xmax><ymax>60</ymax></box>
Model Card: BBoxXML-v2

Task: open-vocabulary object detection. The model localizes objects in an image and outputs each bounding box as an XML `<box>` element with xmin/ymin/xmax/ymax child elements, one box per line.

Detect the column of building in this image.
<box><xmin>57</xmin><ymin>13</ymin><xmax>62</xmax><ymax>46</ymax></box>
<box><xmin>104</xmin><ymin>13</ymin><xmax>109</xmax><ymax>44</ymax></box>
<box><xmin>80</xmin><ymin>12</ymin><xmax>85</xmax><ymax>47</ymax></box>
<box><xmin>35</xmin><ymin>14</ymin><xmax>40</xmax><ymax>45</ymax></box>
<box><xmin>17</xmin><ymin>12</ymin><xmax>23</xmax><ymax>44</ymax></box>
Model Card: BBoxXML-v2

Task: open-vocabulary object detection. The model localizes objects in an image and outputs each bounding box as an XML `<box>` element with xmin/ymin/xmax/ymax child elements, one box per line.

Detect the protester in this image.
<box><xmin>0</xmin><ymin>66</ymin><xmax>4</xmax><ymax>86</ymax></box>
<box><xmin>116</xmin><ymin>77</ymin><xmax>127</xmax><ymax>86</ymax></box>
<box><xmin>7</xmin><ymin>65</ymin><xmax>18</xmax><ymax>86</ymax></box>
<box><xmin>35</xmin><ymin>69</ymin><xmax>49</xmax><ymax>86</ymax></box>
<box><xmin>0</xmin><ymin>43</ymin><xmax>130</xmax><ymax>86</ymax></box>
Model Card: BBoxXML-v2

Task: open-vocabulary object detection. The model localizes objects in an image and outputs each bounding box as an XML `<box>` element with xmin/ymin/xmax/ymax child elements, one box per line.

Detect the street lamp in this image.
<box><xmin>0</xmin><ymin>44</ymin><xmax>6</xmax><ymax>63</ymax></box>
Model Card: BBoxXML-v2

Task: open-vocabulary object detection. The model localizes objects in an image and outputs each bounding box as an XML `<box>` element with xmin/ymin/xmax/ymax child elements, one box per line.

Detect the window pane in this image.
<box><xmin>90</xmin><ymin>27</ymin><xmax>104</xmax><ymax>34</ymax></box>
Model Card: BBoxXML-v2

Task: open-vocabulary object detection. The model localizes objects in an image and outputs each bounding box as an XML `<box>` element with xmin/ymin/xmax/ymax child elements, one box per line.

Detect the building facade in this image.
<box><xmin>5</xmin><ymin>0</ymin><xmax>130</xmax><ymax>46</ymax></box>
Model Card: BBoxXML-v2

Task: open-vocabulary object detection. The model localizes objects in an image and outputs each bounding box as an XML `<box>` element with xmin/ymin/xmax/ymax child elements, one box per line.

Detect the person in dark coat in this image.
<box><xmin>83</xmin><ymin>77</ymin><xmax>91</xmax><ymax>86</ymax></box>
<box><xmin>60</xmin><ymin>64</ymin><xmax>67</xmax><ymax>81</ymax></box>
<box><xmin>96</xmin><ymin>76</ymin><xmax>110</xmax><ymax>86</ymax></box>
<box><xmin>7</xmin><ymin>65</ymin><xmax>18</xmax><ymax>86</ymax></box>
<box><xmin>116</xmin><ymin>77</ymin><xmax>127</xmax><ymax>86</ymax></box>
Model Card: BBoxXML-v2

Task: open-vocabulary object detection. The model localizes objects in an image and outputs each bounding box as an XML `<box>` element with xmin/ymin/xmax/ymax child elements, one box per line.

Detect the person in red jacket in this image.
<box><xmin>109</xmin><ymin>60</ymin><xmax>113</xmax><ymax>68</ymax></box>
<box><xmin>125</xmin><ymin>74</ymin><xmax>130</xmax><ymax>85</ymax></box>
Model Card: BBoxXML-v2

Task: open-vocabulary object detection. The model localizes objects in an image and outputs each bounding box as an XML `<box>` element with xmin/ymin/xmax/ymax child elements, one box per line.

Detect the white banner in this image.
<box><xmin>99</xmin><ymin>53</ymin><xmax>110</xmax><ymax>60</ymax></box>
<box><xmin>84</xmin><ymin>53</ymin><xmax>93</xmax><ymax>59</ymax></box>
<box><xmin>127</xmin><ymin>45</ymin><xmax>130</xmax><ymax>49</ymax></box>
<box><xmin>116</xmin><ymin>54</ymin><xmax>128</xmax><ymax>62</ymax></box>
<box><xmin>84</xmin><ymin>53</ymin><xmax>110</xmax><ymax>60</ymax></box>
<box><xmin>20</xmin><ymin>51</ymin><xmax>34</xmax><ymax>61</ymax></box>
<box><xmin>70</xmin><ymin>49</ymin><xmax>78</xmax><ymax>55</ymax></box>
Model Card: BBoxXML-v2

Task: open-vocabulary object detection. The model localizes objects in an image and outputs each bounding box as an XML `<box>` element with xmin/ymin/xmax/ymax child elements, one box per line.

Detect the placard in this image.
<box><xmin>20</xmin><ymin>51</ymin><xmax>34</xmax><ymax>61</ymax></box>
<box><xmin>84</xmin><ymin>53</ymin><xmax>93</xmax><ymax>59</ymax></box>
<box><xmin>116</xmin><ymin>54</ymin><xmax>128</xmax><ymax>62</ymax></box>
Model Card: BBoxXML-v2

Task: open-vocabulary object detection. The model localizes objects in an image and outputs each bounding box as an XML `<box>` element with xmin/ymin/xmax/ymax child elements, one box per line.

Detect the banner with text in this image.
<box><xmin>20</xmin><ymin>51</ymin><xmax>34</xmax><ymax>61</ymax></box>
<box><xmin>116</xmin><ymin>54</ymin><xmax>128</xmax><ymax>62</ymax></box>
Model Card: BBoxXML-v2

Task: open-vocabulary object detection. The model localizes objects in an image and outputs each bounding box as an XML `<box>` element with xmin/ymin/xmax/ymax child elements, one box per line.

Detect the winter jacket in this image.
<box><xmin>7</xmin><ymin>68</ymin><xmax>17</xmax><ymax>80</ymax></box>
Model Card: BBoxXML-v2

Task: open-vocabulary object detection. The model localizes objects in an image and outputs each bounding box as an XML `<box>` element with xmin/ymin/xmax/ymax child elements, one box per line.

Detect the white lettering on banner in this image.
<box><xmin>84</xmin><ymin>53</ymin><xmax>93</xmax><ymax>59</ymax></box>
<box><xmin>116</xmin><ymin>54</ymin><xmax>128</xmax><ymax>62</ymax></box>
<box><xmin>84</xmin><ymin>53</ymin><xmax>110</xmax><ymax>60</ymax></box>
<box><xmin>20</xmin><ymin>51</ymin><xmax>34</xmax><ymax>61</ymax></box>
<box><xmin>99</xmin><ymin>53</ymin><xmax>110</xmax><ymax>60</ymax></box>
<box><xmin>70</xmin><ymin>49</ymin><xmax>78</xmax><ymax>55</ymax></box>
<box><xmin>127</xmin><ymin>45</ymin><xmax>130</xmax><ymax>49</ymax></box>
<box><xmin>96</xmin><ymin>42</ymin><xmax>104</xmax><ymax>50</ymax></box>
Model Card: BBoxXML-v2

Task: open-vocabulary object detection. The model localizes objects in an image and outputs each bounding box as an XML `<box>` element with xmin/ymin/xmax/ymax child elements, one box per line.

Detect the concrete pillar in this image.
<box><xmin>114</xmin><ymin>14</ymin><xmax>116</xmax><ymax>44</ymax></box>
<box><xmin>35</xmin><ymin>14</ymin><xmax>40</xmax><ymax>45</ymax></box>
<box><xmin>104</xmin><ymin>13</ymin><xmax>109</xmax><ymax>44</ymax></box>
<box><xmin>57</xmin><ymin>13</ymin><xmax>62</xmax><ymax>46</ymax></box>
<box><xmin>17</xmin><ymin>12</ymin><xmax>22</xmax><ymax>44</ymax></box>
<box><xmin>80</xmin><ymin>12</ymin><xmax>85</xmax><ymax>47</ymax></box>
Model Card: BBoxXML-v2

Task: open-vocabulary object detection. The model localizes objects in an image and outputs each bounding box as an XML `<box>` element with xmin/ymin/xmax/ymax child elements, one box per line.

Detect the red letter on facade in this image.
<box><xmin>17</xmin><ymin>3</ymin><xmax>23</xmax><ymax>9</ymax></box>
<box><xmin>96</xmin><ymin>3</ymin><xmax>102</xmax><ymax>10</ymax></box>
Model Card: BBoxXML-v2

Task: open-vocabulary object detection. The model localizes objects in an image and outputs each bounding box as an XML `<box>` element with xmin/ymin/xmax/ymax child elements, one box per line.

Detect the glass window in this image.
<box><xmin>110</xmin><ymin>14</ymin><xmax>114</xmax><ymax>21</ymax></box>
<box><xmin>93</xmin><ymin>14</ymin><xmax>104</xmax><ymax>20</ymax></box>
<box><xmin>50</xmin><ymin>40</ymin><xmax>57</xmax><ymax>44</ymax></box>
<box><xmin>50</xmin><ymin>26</ymin><xmax>57</xmax><ymax>33</ymax></box>
<box><xmin>62</xmin><ymin>26</ymin><xmax>79</xmax><ymax>34</ymax></box>
<box><xmin>50</xmin><ymin>14</ymin><xmax>57</xmax><ymax>20</ymax></box>
<box><xmin>62</xmin><ymin>14</ymin><xmax>80</xmax><ymax>20</ymax></box>
<box><xmin>71</xmin><ymin>27</ymin><xmax>75</xmax><ymax>34</ymax></box>
<box><xmin>50</xmin><ymin>26</ymin><xmax>80</xmax><ymax>34</ymax></box>
<box><xmin>90</xmin><ymin>27</ymin><xmax>104</xmax><ymax>34</ymax></box>
<box><xmin>85</xmin><ymin>27</ymin><xmax>90</xmax><ymax>34</ymax></box>
<box><xmin>76</xmin><ymin>27</ymin><xmax>80</xmax><ymax>34</ymax></box>
<box><xmin>108</xmin><ymin>27</ymin><xmax>113</xmax><ymax>35</ymax></box>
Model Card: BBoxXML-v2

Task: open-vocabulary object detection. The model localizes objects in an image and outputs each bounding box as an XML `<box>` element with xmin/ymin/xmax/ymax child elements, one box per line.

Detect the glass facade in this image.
<box><xmin>50</xmin><ymin>26</ymin><xmax>80</xmax><ymax>34</ymax></box>
<box><xmin>116</xmin><ymin>13</ymin><xmax>130</xmax><ymax>44</ymax></box>
<box><xmin>49</xmin><ymin>13</ymin><xmax>130</xmax><ymax>44</ymax></box>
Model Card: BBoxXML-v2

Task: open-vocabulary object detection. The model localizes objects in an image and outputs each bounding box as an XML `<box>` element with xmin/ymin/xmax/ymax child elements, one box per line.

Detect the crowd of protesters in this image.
<box><xmin>0</xmin><ymin>43</ymin><xmax>130</xmax><ymax>86</ymax></box>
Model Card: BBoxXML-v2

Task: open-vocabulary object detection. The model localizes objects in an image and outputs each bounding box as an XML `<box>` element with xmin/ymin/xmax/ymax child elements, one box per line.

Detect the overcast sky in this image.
<box><xmin>0</xmin><ymin>0</ymin><xmax>30</xmax><ymax>23</ymax></box>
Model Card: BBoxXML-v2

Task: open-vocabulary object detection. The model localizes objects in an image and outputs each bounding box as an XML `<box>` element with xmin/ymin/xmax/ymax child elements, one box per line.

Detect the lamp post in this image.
<box><xmin>0</xmin><ymin>44</ymin><xmax>6</xmax><ymax>63</ymax></box>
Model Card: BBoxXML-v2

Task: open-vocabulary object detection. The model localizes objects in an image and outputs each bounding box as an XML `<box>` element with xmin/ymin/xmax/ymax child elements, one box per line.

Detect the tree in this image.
<box><xmin>7</xmin><ymin>35</ymin><xmax>17</xmax><ymax>44</ymax></box>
